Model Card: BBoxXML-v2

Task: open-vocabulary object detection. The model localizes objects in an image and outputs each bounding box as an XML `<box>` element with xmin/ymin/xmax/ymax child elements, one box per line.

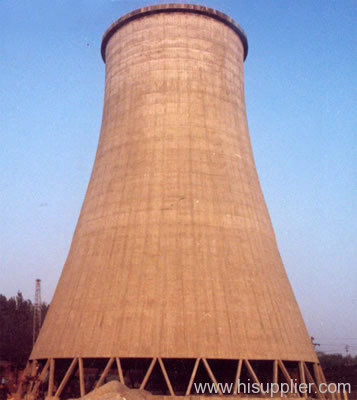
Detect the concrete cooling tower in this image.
<box><xmin>21</xmin><ymin>4</ymin><xmax>329</xmax><ymax>399</ymax></box>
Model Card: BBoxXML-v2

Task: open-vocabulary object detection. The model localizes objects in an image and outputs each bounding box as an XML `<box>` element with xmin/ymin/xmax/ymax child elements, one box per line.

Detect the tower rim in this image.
<box><xmin>101</xmin><ymin>3</ymin><xmax>248</xmax><ymax>63</ymax></box>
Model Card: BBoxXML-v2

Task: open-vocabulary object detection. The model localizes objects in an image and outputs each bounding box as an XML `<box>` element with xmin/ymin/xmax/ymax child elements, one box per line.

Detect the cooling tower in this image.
<box><xmin>23</xmin><ymin>4</ymin><xmax>327</xmax><ymax>399</ymax></box>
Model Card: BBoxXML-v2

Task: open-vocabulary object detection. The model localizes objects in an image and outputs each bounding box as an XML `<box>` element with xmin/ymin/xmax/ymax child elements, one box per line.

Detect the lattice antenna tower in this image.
<box><xmin>33</xmin><ymin>279</ymin><xmax>42</xmax><ymax>346</ymax></box>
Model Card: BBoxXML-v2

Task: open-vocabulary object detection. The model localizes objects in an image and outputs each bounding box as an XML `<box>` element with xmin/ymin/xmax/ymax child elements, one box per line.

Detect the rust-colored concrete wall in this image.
<box><xmin>31</xmin><ymin>4</ymin><xmax>317</xmax><ymax>362</ymax></box>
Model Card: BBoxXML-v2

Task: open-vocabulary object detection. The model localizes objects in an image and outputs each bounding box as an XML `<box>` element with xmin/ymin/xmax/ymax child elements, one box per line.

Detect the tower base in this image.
<box><xmin>19</xmin><ymin>357</ymin><xmax>331</xmax><ymax>399</ymax></box>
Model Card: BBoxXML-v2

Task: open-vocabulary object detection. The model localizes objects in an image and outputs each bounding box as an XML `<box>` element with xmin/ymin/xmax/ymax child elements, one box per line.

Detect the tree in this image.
<box><xmin>0</xmin><ymin>292</ymin><xmax>49</xmax><ymax>369</ymax></box>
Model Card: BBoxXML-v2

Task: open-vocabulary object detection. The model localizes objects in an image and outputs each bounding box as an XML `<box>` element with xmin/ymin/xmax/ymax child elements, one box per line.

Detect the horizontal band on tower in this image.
<box><xmin>101</xmin><ymin>3</ymin><xmax>248</xmax><ymax>63</ymax></box>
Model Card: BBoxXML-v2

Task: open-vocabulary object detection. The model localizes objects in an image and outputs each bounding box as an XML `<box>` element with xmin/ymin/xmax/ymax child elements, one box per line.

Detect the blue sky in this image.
<box><xmin>1</xmin><ymin>0</ymin><xmax>356</xmax><ymax>355</ymax></box>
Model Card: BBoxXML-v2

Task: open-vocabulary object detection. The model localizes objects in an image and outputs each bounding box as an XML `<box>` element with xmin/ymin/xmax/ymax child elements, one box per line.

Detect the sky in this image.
<box><xmin>0</xmin><ymin>0</ymin><xmax>356</xmax><ymax>356</ymax></box>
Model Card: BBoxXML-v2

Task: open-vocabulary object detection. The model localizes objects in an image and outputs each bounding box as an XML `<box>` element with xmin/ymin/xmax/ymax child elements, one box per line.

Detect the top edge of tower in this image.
<box><xmin>101</xmin><ymin>3</ymin><xmax>248</xmax><ymax>63</ymax></box>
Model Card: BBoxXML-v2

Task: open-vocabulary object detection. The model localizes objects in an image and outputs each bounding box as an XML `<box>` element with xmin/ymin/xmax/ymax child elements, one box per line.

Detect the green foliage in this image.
<box><xmin>318</xmin><ymin>352</ymin><xmax>357</xmax><ymax>368</ymax></box>
<box><xmin>0</xmin><ymin>292</ymin><xmax>49</xmax><ymax>369</ymax></box>
<box><xmin>318</xmin><ymin>352</ymin><xmax>357</xmax><ymax>393</ymax></box>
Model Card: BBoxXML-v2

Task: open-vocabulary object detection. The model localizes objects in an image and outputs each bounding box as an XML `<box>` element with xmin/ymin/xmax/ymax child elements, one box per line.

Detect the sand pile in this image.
<box><xmin>69</xmin><ymin>381</ymin><xmax>151</xmax><ymax>400</ymax></box>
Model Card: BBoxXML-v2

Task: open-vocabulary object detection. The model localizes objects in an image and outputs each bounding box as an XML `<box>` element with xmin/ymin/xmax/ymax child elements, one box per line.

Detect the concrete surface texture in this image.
<box><xmin>31</xmin><ymin>4</ymin><xmax>317</xmax><ymax>363</ymax></box>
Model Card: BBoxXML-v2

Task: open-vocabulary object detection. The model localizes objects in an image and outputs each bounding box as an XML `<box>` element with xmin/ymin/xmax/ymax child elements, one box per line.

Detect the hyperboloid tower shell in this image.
<box><xmin>23</xmin><ymin>4</ymin><xmax>327</xmax><ymax>399</ymax></box>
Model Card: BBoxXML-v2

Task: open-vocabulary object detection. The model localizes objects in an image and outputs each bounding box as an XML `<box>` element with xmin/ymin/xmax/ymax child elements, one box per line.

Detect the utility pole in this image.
<box><xmin>33</xmin><ymin>279</ymin><xmax>42</xmax><ymax>346</ymax></box>
<box><xmin>311</xmin><ymin>336</ymin><xmax>321</xmax><ymax>350</ymax></box>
